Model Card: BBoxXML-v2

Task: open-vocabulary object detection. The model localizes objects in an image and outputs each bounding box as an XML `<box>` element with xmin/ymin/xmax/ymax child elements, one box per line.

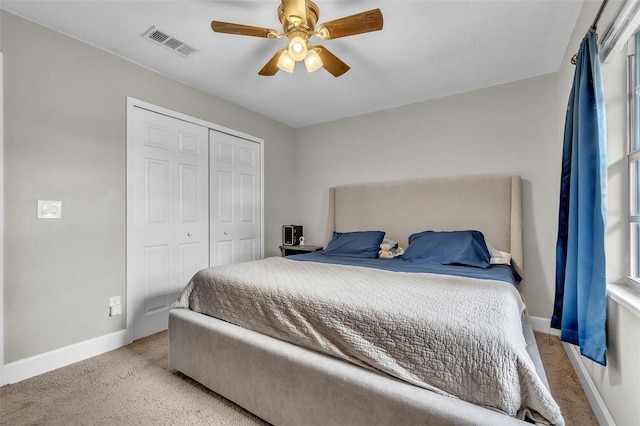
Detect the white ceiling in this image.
<box><xmin>1</xmin><ymin>0</ymin><xmax>584</xmax><ymax>128</ymax></box>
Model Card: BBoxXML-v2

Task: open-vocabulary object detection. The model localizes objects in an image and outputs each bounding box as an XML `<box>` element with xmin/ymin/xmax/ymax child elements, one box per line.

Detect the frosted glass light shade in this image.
<box><xmin>288</xmin><ymin>35</ymin><xmax>308</xmax><ymax>61</ymax></box>
<box><xmin>277</xmin><ymin>50</ymin><xmax>295</xmax><ymax>73</ymax></box>
<box><xmin>304</xmin><ymin>49</ymin><xmax>323</xmax><ymax>73</ymax></box>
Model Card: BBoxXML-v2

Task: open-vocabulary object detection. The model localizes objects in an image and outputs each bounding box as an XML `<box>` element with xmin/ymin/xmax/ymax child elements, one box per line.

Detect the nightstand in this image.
<box><xmin>280</xmin><ymin>245</ymin><xmax>323</xmax><ymax>257</ymax></box>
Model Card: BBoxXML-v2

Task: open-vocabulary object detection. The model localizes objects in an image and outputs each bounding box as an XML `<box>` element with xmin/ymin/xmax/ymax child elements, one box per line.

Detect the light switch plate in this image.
<box><xmin>37</xmin><ymin>200</ymin><xmax>62</xmax><ymax>219</ymax></box>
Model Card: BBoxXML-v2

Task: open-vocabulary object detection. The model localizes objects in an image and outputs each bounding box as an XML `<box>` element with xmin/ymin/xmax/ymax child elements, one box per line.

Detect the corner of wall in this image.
<box><xmin>1</xmin><ymin>50</ymin><xmax>5</xmax><ymax>387</ymax></box>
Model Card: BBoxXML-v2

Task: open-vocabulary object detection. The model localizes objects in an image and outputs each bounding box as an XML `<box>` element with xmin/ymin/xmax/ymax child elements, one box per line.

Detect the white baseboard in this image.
<box><xmin>1</xmin><ymin>329</ymin><xmax>132</xmax><ymax>385</ymax></box>
<box><xmin>530</xmin><ymin>315</ymin><xmax>614</xmax><ymax>425</ymax></box>
<box><xmin>562</xmin><ymin>342</ymin><xmax>616</xmax><ymax>426</ymax></box>
<box><xmin>529</xmin><ymin>315</ymin><xmax>561</xmax><ymax>336</ymax></box>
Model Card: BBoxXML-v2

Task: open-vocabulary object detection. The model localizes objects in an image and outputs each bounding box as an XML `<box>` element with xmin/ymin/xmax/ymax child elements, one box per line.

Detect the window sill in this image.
<box><xmin>608</xmin><ymin>282</ymin><xmax>640</xmax><ymax>318</ymax></box>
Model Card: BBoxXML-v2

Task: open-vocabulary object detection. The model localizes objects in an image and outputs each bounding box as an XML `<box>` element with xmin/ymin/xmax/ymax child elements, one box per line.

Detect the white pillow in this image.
<box><xmin>486</xmin><ymin>242</ymin><xmax>512</xmax><ymax>265</ymax></box>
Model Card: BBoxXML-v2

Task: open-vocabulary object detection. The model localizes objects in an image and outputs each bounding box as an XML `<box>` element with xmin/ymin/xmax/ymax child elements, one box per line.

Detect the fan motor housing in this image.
<box><xmin>278</xmin><ymin>0</ymin><xmax>319</xmax><ymax>32</ymax></box>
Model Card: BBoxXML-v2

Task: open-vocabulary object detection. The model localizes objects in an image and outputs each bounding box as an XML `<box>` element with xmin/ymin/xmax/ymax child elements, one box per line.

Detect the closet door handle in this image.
<box><xmin>187</xmin><ymin>232</ymin><xmax>192</xmax><ymax>237</ymax></box>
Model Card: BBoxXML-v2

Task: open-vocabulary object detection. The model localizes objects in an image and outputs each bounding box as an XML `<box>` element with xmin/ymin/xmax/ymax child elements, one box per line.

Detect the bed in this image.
<box><xmin>168</xmin><ymin>175</ymin><xmax>563</xmax><ymax>425</ymax></box>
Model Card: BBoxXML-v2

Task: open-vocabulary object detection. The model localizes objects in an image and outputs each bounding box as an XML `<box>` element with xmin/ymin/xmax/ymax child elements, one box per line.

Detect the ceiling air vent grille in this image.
<box><xmin>142</xmin><ymin>26</ymin><xmax>198</xmax><ymax>58</ymax></box>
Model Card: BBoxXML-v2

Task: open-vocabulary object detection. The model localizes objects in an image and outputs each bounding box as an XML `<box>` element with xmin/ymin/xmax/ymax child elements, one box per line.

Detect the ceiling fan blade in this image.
<box><xmin>317</xmin><ymin>9</ymin><xmax>383</xmax><ymax>40</ymax></box>
<box><xmin>211</xmin><ymin>21</ymin><xmax>275</xmax><ymax>38</ymax></box>
<box><xmin>315</xmin><ymin>46</ymin><xmax>350</xmax><ymax>77</ymax></box>
<box><xmin>282</xmin><ymin>0</ymin><xmax>308</xmax><ymax>25</ymax></box>
<box><xmin>258</xmin><ymin>50</ymin><xmax>285</xmax><ymax>76</ymax></box>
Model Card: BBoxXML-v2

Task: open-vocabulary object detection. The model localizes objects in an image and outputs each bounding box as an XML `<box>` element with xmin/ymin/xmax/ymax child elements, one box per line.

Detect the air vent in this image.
<box><xmin>142</xmin><ymin>26</ymin><xmax>198</xmax><ymax>58</ymax></box>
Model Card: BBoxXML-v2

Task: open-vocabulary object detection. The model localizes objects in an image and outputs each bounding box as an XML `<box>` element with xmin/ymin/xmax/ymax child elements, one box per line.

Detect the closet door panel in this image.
<box><xmin>210</xmin><ymin>130</ymin><xmax>262</xmax><ymax>266</ymax></box>
<box><xmin>130</xmin><ymin>107</ymin><xmax>208</xmax><ymax>340</ymax></box>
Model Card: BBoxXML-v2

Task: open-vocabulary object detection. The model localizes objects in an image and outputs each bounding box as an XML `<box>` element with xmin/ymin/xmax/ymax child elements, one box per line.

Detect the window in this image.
<box><xmin>627</xmin><ymin>33</ymin><xmax>640</xmax><ymax>293</ymax></box>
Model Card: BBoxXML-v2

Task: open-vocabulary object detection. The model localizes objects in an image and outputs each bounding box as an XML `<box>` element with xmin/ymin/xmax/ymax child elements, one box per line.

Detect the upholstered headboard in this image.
<box><xmin>324</xmin><ymin>175</ymin><xmax>523</xmax><ymax>278</ymax></box>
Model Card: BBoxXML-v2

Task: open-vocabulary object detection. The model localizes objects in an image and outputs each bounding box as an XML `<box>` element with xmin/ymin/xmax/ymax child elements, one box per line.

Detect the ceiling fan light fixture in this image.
<box><xmin>209</xmin><ymin>2</ymin><xmax>384</xmax><ymax>77</ymax></box>
<box><xmin>277</xmin><ymin>50</ymin><xmax>295</xmax><ymax>73</ymax></box>
<box><xmin>288</xmin><ymin>33</ymin><xmax>308</xmax><ymax>61</ymax></box>
<box><xmin>304</xmin><ymin>48</ymin><xmax>323</xmax><ymax>73</ymax></box>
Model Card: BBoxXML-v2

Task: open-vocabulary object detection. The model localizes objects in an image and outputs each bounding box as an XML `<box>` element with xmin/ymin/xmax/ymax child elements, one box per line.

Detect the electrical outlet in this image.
<box><xmin>109</xmin><ymin>296</ymin><xmax>121</xmax><ymax>307</ymax></box>
<box><xmin>110</xmin><ymin>304</ymin><xmax>122</xmax><ymax>316</ymax></box>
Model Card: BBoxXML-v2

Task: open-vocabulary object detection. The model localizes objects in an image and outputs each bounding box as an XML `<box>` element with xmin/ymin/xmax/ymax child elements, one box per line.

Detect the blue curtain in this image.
<box><xmin>552</xmin><ymin>28</ymin><xmax>607</xmax><ymax>366</ymax></box>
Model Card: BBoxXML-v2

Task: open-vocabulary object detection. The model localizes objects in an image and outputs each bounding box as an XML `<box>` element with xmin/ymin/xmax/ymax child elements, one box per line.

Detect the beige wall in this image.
<box><xmin>556</xmin><ymin>2</ymin><xmax>640</xmax><ymax>425</ymax></box>
<box><xmin>1</xmin><ymin>11</ymin><xmax>296</xmax><ymax>362</ymax></box>
<box><xmin>294</xmin><ymin>73</ymin><xmax>561</xmax><ymax>319</ymax></box>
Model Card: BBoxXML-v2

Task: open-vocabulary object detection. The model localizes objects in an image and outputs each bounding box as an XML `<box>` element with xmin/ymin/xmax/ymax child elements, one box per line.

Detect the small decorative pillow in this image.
<box><xmin>379</xmin><ymin>246</ymin><xmax>405</xmax><ymax>258</ymax></box>
<box><xmin>403</xmin><ymin>230</ymin><xmax>491</xmax><ymax>269</ymax></box>
<box><xmin>486</xmin><ymin>242</ymin><xmax>512</xmax><ymax>265</ymax></box>
<box><xmin>324</xmin><ymin>230</ymin><xmax>385</xmax><ymax>258</ymax></box>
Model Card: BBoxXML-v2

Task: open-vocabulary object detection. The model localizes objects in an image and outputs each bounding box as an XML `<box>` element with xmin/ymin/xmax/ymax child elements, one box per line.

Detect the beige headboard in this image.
<box><xmin>324</xmin><ymin>175</ymin><xmax>523</xmax><ymax>278</ymax></box>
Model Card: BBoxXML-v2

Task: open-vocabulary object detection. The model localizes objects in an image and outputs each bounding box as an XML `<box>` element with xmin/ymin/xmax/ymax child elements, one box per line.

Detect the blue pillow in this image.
<box><xmin>403</xmin><ymin>230</ymin><xmax>491</xmax><ymax>269</ymax></box>
<box><xmin>324</xmin><ymin>230</ymin><xmax>385</xmax><ymax>258</ymax></box>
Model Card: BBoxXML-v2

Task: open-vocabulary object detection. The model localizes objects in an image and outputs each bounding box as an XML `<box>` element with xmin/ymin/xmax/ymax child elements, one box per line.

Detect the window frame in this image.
<box><xmin>627</xmin><ymin>34</ymin><xmax>640</xmax><ymax>293</ymax></box>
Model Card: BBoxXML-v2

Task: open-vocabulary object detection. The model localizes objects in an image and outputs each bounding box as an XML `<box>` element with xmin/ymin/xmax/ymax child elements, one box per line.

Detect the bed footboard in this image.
<box><xmin>169</xmin><ymin>309</ymin><xmax>525</xmax><ymax>426</ymax></box>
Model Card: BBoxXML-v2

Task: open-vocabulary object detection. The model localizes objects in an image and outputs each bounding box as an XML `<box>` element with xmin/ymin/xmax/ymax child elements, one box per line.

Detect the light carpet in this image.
<box><xmin>0</xmin><ymin>330</ymin><xmax>597</xmax><ymax>425</ymax></box>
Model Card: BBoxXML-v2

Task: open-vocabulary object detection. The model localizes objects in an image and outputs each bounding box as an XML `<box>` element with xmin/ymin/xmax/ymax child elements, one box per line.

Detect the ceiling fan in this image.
<box><xmin>210</xmin><ymin>0</ymin><xmax>383</xmax><ymax>77</ymax></box>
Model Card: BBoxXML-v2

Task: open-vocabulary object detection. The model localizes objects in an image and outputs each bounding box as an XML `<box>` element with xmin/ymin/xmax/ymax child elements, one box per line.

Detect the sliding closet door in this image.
<box><xmin>129</xmin><ymin>107</ymin><xmax>208</xmax><ymax>340</ymax></box>
<box><xmin>210</xmin><ymin>130</ymin><xmax>262</xmax><ymax>266</ymax></box>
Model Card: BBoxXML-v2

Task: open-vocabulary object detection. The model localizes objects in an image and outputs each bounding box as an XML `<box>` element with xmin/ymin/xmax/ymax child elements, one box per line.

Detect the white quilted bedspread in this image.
<box><xmin>173</xmin><ymin>257</ymin><xmax>563</xmax><ymax>425</ymax></box>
